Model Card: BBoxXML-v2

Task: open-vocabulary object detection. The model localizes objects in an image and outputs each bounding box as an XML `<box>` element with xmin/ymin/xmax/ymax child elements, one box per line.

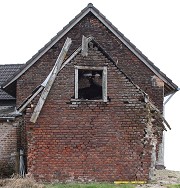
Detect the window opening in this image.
<box><xmin>75</xmin><ymin>66</ymin><xmax>107</xmax><ymax>102</ymax></box>
<box><xmin>78</xmin><ymin>70</ymin><xmax>102</xmax><ymax>100</ymax></box>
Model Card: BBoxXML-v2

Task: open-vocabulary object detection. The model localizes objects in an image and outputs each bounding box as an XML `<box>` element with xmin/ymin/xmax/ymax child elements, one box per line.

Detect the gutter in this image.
<box><xmin>164</xmin><ymin>88</ymin><xmax>180</xmax><ymax>105</ymax></box>
<box><xmin>0</xmin><ymin>107</ymin><xmax>22</xmax><ymax>121</ymax></box>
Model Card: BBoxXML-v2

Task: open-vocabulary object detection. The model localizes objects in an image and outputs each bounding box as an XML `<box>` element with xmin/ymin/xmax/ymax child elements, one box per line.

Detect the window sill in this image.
<box><xmin>69</xmin><ymin>99</ymin><xmax>108</xmax><ymax>105</ymax></box>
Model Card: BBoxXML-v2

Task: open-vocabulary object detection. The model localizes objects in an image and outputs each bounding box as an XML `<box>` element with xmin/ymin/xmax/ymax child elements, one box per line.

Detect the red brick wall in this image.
<box><xmin>16</xmin><ymin>13</ymin><xmax>164</xmax><ymax>182</ymax></box>
<box><xmin>0</xmin><ymin>119</ymin><xmax>21</xmax><ymax>176</ymax></box>
<box><xmin>21</xmin><ymin>46</ymin><xmax>152</xmax><ymax>182</ymax></box>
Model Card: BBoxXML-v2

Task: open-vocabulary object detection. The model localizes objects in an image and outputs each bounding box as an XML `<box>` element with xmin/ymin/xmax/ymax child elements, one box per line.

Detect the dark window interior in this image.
<box><xmin>78</xmin><ymin>70</ymin><xmax>102</xmax><ymax>100</ymax></box>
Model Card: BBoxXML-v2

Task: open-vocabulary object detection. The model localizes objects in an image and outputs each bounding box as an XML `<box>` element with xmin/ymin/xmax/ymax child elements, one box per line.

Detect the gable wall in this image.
<box><xmin>16</xmin><ymin>13</ymin><xmax>163</xmax><ymax>182</ymax></box>
<box><xmin>17</xmin><ymin>13</ymin><xmax>164</xmax><ymax>111</ymax></box>
<box><xmin>21</xmin><ymin>46</ymin><xmax>156</xmax><ymax>182</ymax></box>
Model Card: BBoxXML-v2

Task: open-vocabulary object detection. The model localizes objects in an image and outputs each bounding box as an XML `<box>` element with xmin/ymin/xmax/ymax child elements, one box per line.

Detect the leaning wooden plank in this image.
<box><xmin>18</xmin><ymin>86</ymin><xmax>44</xmax><ymax>113</ymax></box>
<box><xmin>162</xmin><ymin>117</ymin><xmax>171</xmax><ymax>130</ymax></box>
<box><xmin>61</xmin><ymin>36</ymin><xmax>93</xmax><ymax>70</ymax></box>
<box><xmin>81</xmin><ymin>35</ymin><xmax>89</xmax><ymax>57</ymax></box>
<box><xmin>30</xmin><ymin>37</ymin><xmax>72</xmax><ymax>123</ymax></box>
<box><xmin>102</xmin><ymin>66</ymin><xmax>107</xmax><ymax>102</ymax></box>
<box><xmin>61</xmin><ymin>46</ymin><xmax>82</xmax><ymax>70</ymax></box>
<box><xmin>152</xmin><ymin>113</ymin><xmax>167</xmax><ymax>131</ymax></box>
<box><xmin>41</xmin><ymin>38</ymin><xmax>72</xmax><ymax>87</ymax></box>
<box><xmin>148</xmin><ymin>98</ymin><xmax>171</xmax><ymax>130</ymax></box>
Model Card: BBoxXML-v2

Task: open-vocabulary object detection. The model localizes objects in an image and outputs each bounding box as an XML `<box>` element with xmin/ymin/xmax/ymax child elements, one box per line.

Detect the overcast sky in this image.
<box><xmin>0</xmin><ymin>0</ymin><xmax>179</xmax><ymax>170</ymax></box>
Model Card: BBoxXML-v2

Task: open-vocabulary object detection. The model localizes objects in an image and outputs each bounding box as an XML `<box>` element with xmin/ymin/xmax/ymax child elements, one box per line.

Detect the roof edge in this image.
<box><xmin>89</xmin><ymin>9</ymin><xmax>178</xmax><ymax>91</ymax></box>
<box><xmin>2</xmin><ymin>4</ymin><xmax>92</xmax><ymax>89</ymax></box>
<box><xmin>2</xmin><ymin>3</ymin><xmax>178</xmax><ymax>92</ymax></box>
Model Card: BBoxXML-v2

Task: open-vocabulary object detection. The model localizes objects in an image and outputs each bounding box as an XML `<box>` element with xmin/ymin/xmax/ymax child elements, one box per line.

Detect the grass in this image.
<box><xmin>0</xmin><ymin>177</ymin><xmax>136</xmax><ymax>188</ymax></box>
<box><xmin>46</xmin><ymin>183</ymin><xmax>135</xmax><ymax>188</ymax></box>
<box><xmin>167</xmin><ymin>185</ymin><xmax>180</xmax><ymax>188</ymax></box>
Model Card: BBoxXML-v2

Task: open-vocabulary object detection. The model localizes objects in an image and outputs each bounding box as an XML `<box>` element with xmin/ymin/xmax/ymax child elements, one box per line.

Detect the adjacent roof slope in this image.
<box><xmin>0</xmin><ymin>64</ymin><xmax>24</xmax><ymax>100</ymax></box>
<box><xmin>2</xmin><ymin>3</ymin><xmax>178</xmax><ymax>95</ymax></box>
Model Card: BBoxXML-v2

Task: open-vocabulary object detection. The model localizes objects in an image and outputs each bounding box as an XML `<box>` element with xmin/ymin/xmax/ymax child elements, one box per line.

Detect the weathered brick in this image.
<box><xmin>13</xmin><ymin>13</ymin><xmax>165</xmax><ymax>182</ymax></box>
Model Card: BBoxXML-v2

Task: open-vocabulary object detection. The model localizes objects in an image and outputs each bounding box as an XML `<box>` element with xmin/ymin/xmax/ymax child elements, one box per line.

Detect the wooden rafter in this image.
<box><xmin>81</xmin><ymin>35</ymin><xmax>89</xmax><ymax>57</ymax></box>
<box><xmin>17</xmin><ymin>86</ymin><xmax>44</xmax><ymax>113</ymax></box>
<box><xmin>145</xmin><ymin>96</ymin><xmax>171</xmax><ymax>130</ymax></box>
<box><xmin>17</xmin><ymin>36</ymin><xmax>93</xmax><ymax>116</ymax></box>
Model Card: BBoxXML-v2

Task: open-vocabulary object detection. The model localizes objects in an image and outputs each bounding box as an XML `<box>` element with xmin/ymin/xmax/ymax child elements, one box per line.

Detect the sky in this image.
<box><xmin>0</xmin><ymin>0</ymin><xmax>179</xmax><ymax>170</ymax></box>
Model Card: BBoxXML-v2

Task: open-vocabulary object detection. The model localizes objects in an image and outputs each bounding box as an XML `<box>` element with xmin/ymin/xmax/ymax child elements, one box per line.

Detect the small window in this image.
<box><xmin>75</xmin><ymin>66</ymin><xmax>107</xmax><ymax>102</ymax></box>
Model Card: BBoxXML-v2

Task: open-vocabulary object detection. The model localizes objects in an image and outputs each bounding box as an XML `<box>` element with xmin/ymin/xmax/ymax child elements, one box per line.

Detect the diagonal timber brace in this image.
<box><xmin>17</xmin><ymin>85</ymin><xmax>44</xmax><ymax>113</ymax></box>
<box><xmin>17</xmin><ymin>36</ymin><xmax>93</xmax><ymax>117</ymax></box>
<box><xmin>145</xmin><ymin>96</ymin><xmax>171</xmax><ymax>130</ymax></box>
<box><xmin>30</xmin><ymin>37</ymin><xmax>72</xmax><ymax>123</ymax></box>
<box><xmin>81</xmin><ymin>35</ymin><xmax>89</xmax><ymax>57</ymax></box>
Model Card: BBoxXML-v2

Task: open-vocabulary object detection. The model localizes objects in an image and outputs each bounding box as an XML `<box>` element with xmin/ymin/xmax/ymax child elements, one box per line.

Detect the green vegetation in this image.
<box><xmin>46</xmin><ymin>183</ymin><xmax>135</xmax><ymax>188</ymax></box>
<box><xmin>117</xmin><ymin>184</ymin><xmax>135</xmax><ymax>188</ymax></box>
<box><xmin>167</xmin><ymin>185</ymin><xmax>180</xmax><ymax>188</ymax></box>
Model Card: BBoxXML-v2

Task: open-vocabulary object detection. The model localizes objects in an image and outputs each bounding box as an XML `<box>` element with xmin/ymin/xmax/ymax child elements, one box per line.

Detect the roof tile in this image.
<box><xmin>0</xmin><ymin>64</ymin><xmax>24</xmax><ymax>100</ymax></box>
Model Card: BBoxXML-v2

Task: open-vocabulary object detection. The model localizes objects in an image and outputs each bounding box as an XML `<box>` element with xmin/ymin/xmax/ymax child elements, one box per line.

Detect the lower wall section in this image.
<box><xmin>24</xmin><ymin>104</ymin><xmax>154</xmax><ymax>183</ymax></box>
<box><xmin>26</xmin><ymin>132</ymin><xmax>152</xmax><ymax>183</ymax></box>
<box><xmin>0</xmin><ymin>119</ymin><xmax>20</xmax><ymax>177</ymax></box>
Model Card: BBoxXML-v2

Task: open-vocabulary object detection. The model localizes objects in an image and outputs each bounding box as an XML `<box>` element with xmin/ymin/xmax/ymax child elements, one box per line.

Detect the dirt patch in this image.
<box><xmin>136</xmin><ymin>169</ymin><xmax>180</xmax><ymax>188</ymax></box>
<box><xmin>0</xmin><ymin>170</ymin><xmax>180</xmax><ymax>188</ymax></box>
<box><xmin>0</xmin><ymin>176</ymin><xmax>45</xmax><ymax>188</ymax></box>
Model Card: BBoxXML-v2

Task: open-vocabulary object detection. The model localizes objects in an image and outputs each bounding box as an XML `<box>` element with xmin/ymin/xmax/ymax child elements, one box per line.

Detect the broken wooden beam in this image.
<box><xmin>81</xmin><ymin>35</ymin><xmax>89</xmax><ymax>57</ymax></box>
<box><xmin>145</xmin><ymin>96</ymin><xmax>171</xmax><ymax>130</ymax></box>
<box><xmin>60</xmin><ymin>37</ymin><xmax>93</xmax><ymax>70</ymax></box>
<box><xmin>30</xmin><ymin>37</ymin><xmax>72</xmax><ymax>123</ymax></box>
<box><xmin>18</xmin><ymin>86</ymin><xmax>44</xmax><ymax>113</ymax></box>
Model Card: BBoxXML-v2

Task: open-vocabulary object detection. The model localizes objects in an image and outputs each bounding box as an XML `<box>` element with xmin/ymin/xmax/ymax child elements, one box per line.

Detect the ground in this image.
<box><xmin>136</xmin><ymin>169</ymin><xmax>180</xmax><ymax>188</ymax></box>
<box><xmin>0</xmin><ymin>170</ymin><xmax>180</xmax><ymax>188</ymax></box>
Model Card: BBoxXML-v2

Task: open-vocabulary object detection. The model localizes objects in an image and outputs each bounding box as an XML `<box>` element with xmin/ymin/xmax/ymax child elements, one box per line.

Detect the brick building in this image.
<box><xmin>0</xmin><ymin>3</ymin><xmax>178</xmax><ymax>182</ymax></box>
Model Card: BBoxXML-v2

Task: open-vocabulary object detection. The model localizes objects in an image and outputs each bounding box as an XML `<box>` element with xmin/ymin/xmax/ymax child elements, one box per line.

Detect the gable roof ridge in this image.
<box><xmin>2</xmin><ymin>3</ymin><xmax>178</xmax><ymax>93</ymax></box>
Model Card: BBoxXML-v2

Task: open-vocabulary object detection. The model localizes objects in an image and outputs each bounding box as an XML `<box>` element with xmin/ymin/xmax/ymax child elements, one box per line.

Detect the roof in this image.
<box><xmin>0</xmin><ymin>64</ymin><xmax>24</xmax><ymax>100</ymax></box>
<box><xmin>0</xmin><ymin>106</ymin><xmax>21</xmax><ymax>118</ymax></box>
<box><xmin>2</xmin><ymin>3</ymin><xmax>178</xmax><ymax>95</ymax></box>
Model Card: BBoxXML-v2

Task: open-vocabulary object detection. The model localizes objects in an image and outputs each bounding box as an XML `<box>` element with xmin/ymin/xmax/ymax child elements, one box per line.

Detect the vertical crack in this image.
<box><xmin>139</xmin><ymin>98</ymin><xmax>158</xmax><ymax>180</ymax></box>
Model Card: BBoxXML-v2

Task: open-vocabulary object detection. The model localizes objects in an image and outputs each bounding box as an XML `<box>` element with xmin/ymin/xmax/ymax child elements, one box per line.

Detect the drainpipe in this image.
<box><xmin>156</xmin><ymin>88</ymin><xmax>180</xmax><ymax>169</ymax></box>
<box><xmin>0</xmin><ymin>117</ymin><xmax>15</xmax><ymax>121</ymax></box>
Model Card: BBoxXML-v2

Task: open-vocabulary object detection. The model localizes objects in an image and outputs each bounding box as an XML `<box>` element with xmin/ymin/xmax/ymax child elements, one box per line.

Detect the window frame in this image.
<box><xmin>74</xmin><ymin>66</ymin><xmax>107</xmax><ymax>102</ymax></box>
